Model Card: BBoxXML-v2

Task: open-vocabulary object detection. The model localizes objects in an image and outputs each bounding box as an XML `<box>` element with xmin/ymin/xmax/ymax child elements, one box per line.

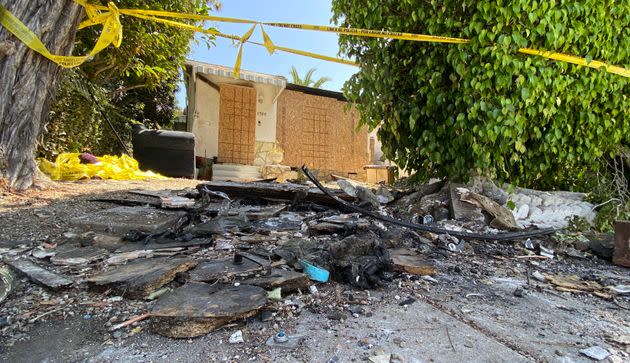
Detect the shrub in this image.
<box><xmin>332</xmin><ymin>0</ymin><xmax>629</xmax><ymax>190</ymax></box>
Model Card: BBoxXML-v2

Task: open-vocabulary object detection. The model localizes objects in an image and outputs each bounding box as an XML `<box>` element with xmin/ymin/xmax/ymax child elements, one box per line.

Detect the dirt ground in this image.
<box><xmin>0</xmin><ymin>179</ymin><xmax>629</xmax><ymax>363</ymax></box>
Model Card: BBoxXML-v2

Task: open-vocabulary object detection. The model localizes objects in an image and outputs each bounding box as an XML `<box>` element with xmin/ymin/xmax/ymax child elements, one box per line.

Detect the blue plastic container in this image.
<box><xmin>298</xmin><ymin>259</ymin><xmax>329</xmax><ymax>283</ymax></box>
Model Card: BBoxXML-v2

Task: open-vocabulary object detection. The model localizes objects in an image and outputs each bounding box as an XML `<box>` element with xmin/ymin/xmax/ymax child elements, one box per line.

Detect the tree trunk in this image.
<box><xmin>0</xmin><ymin>0</ymin><xmax>83</xmax><ymax>190</ymax></box>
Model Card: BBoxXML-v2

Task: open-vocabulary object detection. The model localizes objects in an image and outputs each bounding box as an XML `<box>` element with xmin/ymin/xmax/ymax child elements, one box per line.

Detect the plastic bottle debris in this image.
<box><xmin>423</xmin><ymin>215</ymin><xmax>434</xmax><ymax>224</ymax></box>
<box><xmin>274</xmin><ymin>331</ymin><xmax>289</xmax><ymax>343</ymax></box>
<box><xmin>229</xmin><ymin>330</ymin><xmax>244</xmax><ymax>344</ymax></box>
<box><xmin>539</xmin><ymin>245</ymin><xmax>555</xmax><ymax>259</ymax></box>
<box><xmin>524</xmin><ymin>238</ymin><xmax>535</xmax><ymax>250</ymax></box>
<box><xmin>298</xmin><ymin>259</ymin><xmax>329</xmax><ymax>283</ymax></box>
<box><xmin>266</xmin><ymin>331</ymin><xmax>303</xmax><ymax>349</ymax></box>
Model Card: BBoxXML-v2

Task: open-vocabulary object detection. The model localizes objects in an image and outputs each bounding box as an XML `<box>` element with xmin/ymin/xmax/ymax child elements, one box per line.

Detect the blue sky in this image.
<box><xmin>175</xmin><ymin>0</ymin><xmax>357</xmax><ymax>107</ymax></box>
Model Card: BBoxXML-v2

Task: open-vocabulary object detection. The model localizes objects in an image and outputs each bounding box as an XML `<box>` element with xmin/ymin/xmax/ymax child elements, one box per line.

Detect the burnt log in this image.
<box><xmin>198</xmin><ymin>180</ymin><xmax>354</xmax><ymax>208</ymax></box>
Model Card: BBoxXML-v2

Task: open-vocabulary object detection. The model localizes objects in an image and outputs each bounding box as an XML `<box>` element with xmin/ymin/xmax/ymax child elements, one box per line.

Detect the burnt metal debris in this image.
<box><xmin>301</xmin><ymin>165</ymin><xmax>555</xmax><ymax>241</ymax></box>
<box><xmin>1</xmin><ymin>167</ymin><xmax>628</xmax><ymax>359</ymax></box>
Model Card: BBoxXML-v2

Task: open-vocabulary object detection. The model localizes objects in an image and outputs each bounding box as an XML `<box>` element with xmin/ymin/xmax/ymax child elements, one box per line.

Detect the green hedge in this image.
<box><xmin>332</xmin><ymin>0</ymin><xmax>629</xmax><ymax>190</ymax></box>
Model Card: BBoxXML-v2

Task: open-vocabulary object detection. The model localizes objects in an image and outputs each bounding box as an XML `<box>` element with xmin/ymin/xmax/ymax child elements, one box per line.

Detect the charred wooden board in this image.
<box><xmin>115</xmin><ymin>238</ymin><xmax>213</xmax><ymax>253</ymax></box>
<box><xmin>70</xmin><ymin>206</ymin><xmax>186</xmax><ymax>234</ymax></box>
<box><xmin>151</xmin><ymin>283</ymin><xmax>266</xmax><ymax>338</ymax></box>
<box><xmin>6</xmin><ymin>259</ymin><xmax>73</xmax><ymax>288</ymax></box>
<box><xmin>87</xmin><ymin>257</ymin><xmax>196</xmax><ymax>299</ymax></box>
<box><xmin>241</xmin><ymin>268</ymin><xmax>310</xmax><ymax>292</ymax></box>
<box><xmin>198</xmin><ymin>181</ymin><xmax>354</xmax><ymax>207</ymax></box>
<box><xmin>50</xmin><ymin>245</ymin><xmax>109</xmax><ymax>266</ymax></box>
<box><xmin>389</xmin><ymin>248</ymin><xmax>436</xmax><ymax>276</ymax></box>
<box><xmin>189</xmin><ymin>257</ymin><xmax>264</xmax><ymax>282</ymax></box>
<box><xmin>449</xmin><ymin>184</ymin><xmax>485</xmax><ymax>223</ymax></box>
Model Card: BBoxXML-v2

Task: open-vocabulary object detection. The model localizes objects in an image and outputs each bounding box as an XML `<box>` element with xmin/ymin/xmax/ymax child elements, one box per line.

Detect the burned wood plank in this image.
<box><xmin>6</xmin><ymin>259</ymin><xmax>73</xmax><ymax>288</ymax></box>
<box><xmin>459</xmin><ymin>190</ymin><xmax>519</xmax><ymax>230</ymax></box>
<box><xmin>87</xmin><ymin>257</ymin><xmax>196</xmax><ymax>299</ymax></box>
<box><xmin>198</xmin><ymin>180</ymin><xmax>353</xmax><ymax>207</ymax></box>
<box><xmin>389</xmin><ymin>249</ymin><xmax>436</xmax><ymax>276</ymax></box>
<box><xmin>449</xmin><ymin>184</ymin><xmax>485</xmax><ymax>223</ymax></box>
<box><xmin>115</xmin><ymin>238</ymin><xmax>213</xmax><ymax>253</ymax></box>
<box><xmin>301</xmin><ymin>165</ymin><xmax>555</xmax><ymax>241</ymax></box>
<box><xmin>70</xmin><ymin>206</ymin><xmax>186</xmax><ymax>234</ymax></box>
<box><xmin>150</xmin><ymin>283</ymin><xmax>266</xmax><ymax>338</ymax></box>
<box><xmin>88</xmin><ymin>197</ymin><xmax>161</xmax><ymax>208</ymax></box>
<box><xmin>160</xmin><ymin>196</ymin><xmax>195</xmax><ymax>209</ymax></box>
<box><xmin>50</xmin><ymin>245</ymin><xmax>109</xmax><ymax>266</ymax></box>
<box><xmin>241</xmin><ymin>268</ymin><xmax>310</xmax><ymax>292</ymax></box>
<box><xmin>189</xmin><ymin>257</ymin><xmax>264</xmax><ymax>282</ymax></box>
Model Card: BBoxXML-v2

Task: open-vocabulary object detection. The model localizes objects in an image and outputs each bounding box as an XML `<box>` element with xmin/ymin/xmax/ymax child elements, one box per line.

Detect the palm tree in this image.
<box><xmin>289</xmin><ymin>66</ymin><xmax>331</xmax><ymax>89</ymax></box>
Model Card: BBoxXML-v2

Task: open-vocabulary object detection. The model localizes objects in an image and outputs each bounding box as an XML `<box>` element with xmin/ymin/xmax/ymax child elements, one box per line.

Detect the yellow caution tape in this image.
<box><xmin>0</xmin><ymin>2</ymin><xmax>122</xmax><ymax>68</ymax></box>
<box><xmin>124</xmin><ymin>13</ymin><xmax>357</xmax><ymax>74</ymax></box>
<box><xmin>37</xmin><ymin>153</ymin><xmax>166</xmax><ymax>181</ymax></box>
<box><xmin>263</xmin><ymin>22</ymin><xmax>469</xmax><ymax>44</ymax></box>
<box><xmin>0</xmin><ymin>1</ymin><xmax>627</xmax><ymax>79</ymax></box>
<box><xmin>518</xmin><ymin>48</ymin><xmax>630</xmax><ymax>78</ymax></box>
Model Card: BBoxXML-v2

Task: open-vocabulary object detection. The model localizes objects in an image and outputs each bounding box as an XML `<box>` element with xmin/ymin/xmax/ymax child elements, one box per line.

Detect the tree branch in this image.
<box><xmin>110</xmin><ymin>84</ymin><xmax>148</xmax><ymax>95</ymax></box>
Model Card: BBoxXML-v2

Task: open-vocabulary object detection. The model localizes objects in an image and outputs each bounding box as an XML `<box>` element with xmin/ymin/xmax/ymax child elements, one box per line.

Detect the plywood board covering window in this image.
<box><xmin>277</xmin><ymin>90</ymin><xmax>369</xmax><ymax>177</ymax></box>
<box><xmin>218</xmin><ymin>84</ymin><xmax>256</xmax><ymax>164</ymax></box>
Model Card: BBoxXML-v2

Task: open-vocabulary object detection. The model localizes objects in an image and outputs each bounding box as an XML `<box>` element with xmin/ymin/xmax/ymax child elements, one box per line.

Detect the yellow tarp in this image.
<box><xmin>37</xmin><ymin>153</ymin><xmax>166</xmax><ymax>181</ymax></box>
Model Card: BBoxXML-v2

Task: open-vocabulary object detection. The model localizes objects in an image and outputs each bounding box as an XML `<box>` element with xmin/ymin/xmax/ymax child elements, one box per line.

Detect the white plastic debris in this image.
<box><xmin>229</xmin><ymin>330</ymin><xmax>244</xmax><ymax>344</ymax></box>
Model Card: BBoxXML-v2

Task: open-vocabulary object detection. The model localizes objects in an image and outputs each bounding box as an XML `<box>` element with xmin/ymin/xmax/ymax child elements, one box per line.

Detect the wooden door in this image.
<box><xmin>218</xmin><ymin>84</ymin><xmax>256</xmax><ymax>164</ymax></box>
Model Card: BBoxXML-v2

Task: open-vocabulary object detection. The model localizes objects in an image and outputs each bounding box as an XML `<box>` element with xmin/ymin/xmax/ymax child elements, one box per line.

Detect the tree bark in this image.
<box><xmin>0</xmin><ymin>0</ymin><xmax>83</xmax><ymax>189</ymax></box>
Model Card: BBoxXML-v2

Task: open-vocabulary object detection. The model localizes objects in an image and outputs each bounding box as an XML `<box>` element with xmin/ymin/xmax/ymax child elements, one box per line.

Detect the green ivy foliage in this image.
<box><xmin>39</xmin><ymin>0</ymin><xmax>218</xmax><ymax>158</ymax></box>
<box><xmin>332</xmin><ymin>0</ymin><xmax>629</xmax><ymax>190</ymax></box>
<box><xmin>38</xmin><ymin>70</ymin><xmax>133</xmax><ymax>159</ymax></box>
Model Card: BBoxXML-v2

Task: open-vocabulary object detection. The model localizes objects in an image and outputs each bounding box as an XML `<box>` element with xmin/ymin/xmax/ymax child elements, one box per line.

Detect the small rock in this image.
<box><xmin>579</xmin><ymin>346</ymin><xmax>610</xmax><ymax>361</ymax></box>
<box><xmin>0</xmin><ymin>316</ymin><xmax>10</xmax><ymax>328</ymax></box>
<box><xmin>259</xmin><ymin>311</ymin><xmax>274</xmax><ymax>322</ymax></box>
<box><xmin>398</xmin><ymin>297</ymin><xmax>416</xmax><ymax>306</ymax></box>
<box><xmin>513</xmin><ymin>287</ymin><xmax>525</xmax><ymax>298</ymax></box>
<box><xmin>555</xmin><ymin>349</ymin><xmax>565</xmax><ymax>357</ymax></box>
<box><xmin>390</xmin><ymin>353</ymin><xmax>405</xmax><ymax>363</ymax></box>
<box><xmin>393</xmin><ymin>337</ymin><xmax>405</xmax><ymax>348</ymax></box>
<box><xmin>348</xmin><ymin>306</ymin><xmax>365</xmax><ymax>315</ymax></box>
<box><xmin>327</xmin><ymin>310</ymin><xmax>346</xmax><ymax>321</ymax></box>
<box><xmin>531</xmin><ymin>271</ymin><xmax>546</xmax><ymax>282</ymax></box>
<box><xmin>368</xmin><ymin>352</ymin><xmax>391</xmax><ymax>363</ymax></box>
<box><xmin>112</xmin><ymin>331</ymin><xmax>122</xmax><ymax>339</ymax></box>
<box><xmin>229</xmin><ymin>330</ymin><xmax>244</xmax><ymax>344</ymax></box>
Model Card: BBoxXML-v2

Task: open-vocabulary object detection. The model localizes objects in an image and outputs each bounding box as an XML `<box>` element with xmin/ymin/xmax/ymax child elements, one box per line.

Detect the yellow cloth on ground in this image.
<box><xmin>37</xmin><ymin>153</ymin><xmax>166</xmax><ymax>181</ymax></box>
